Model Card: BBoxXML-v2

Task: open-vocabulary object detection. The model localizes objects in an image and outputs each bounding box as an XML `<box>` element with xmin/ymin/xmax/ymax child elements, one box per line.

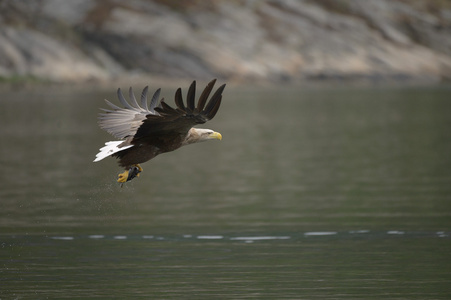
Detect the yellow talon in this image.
<box><xmin>117</xmin><ymin>170</ymin><xmax>129</xmax><ymax>183</ymax></box>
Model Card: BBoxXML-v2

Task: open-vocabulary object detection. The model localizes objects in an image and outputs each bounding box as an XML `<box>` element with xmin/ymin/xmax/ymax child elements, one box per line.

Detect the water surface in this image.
<box><xmin>1</xmin><ymin>83</ymin><xmax>450</xmax><ymax>298</ymax></box>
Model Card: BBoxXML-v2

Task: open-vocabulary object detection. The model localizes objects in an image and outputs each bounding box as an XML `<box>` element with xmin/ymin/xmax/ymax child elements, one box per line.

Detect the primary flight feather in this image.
<box><xmin>94</xmin><ymin>79</ymin><xmax>226</xmax><ymax>183</ymax></box>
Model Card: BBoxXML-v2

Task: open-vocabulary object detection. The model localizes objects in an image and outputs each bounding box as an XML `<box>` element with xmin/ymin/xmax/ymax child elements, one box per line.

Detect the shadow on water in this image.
<box><xmin>1</xmin><ymin>83</ymin><xmax>451</xmax><ymax>298</ymax></box>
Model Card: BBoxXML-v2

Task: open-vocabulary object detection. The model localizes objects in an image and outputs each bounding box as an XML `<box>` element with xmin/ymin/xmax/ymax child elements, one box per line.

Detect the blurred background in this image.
<box><xmin>1</xmin><ymin>0</ymin><xmax>451</xmax><ymax>298</ymax></box>
<box><xmin>1</xmin><ymin>0</ymin><xmax>451</xmax><ymax>84</ymax></box>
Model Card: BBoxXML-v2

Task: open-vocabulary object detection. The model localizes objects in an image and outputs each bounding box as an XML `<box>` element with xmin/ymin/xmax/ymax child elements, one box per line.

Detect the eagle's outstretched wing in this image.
<box><xmin>134</xmin><ymin>79</ymin><xmax>225</xmax><ymax>139</ymax></box>
<box><xmin>98</xmin><ymin>79</ymin><xmax>225</xmax><ymax>140</ymax></box>
<box><xmin>98</xmin><ymin>86</ymin><xmax>161</xmax><ymax>139</ymax></box>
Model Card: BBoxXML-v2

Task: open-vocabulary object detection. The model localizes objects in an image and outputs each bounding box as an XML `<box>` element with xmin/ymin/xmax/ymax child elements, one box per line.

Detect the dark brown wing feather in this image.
<box><xmin>133</xmin><ymin>79</ymin><xmax>225</xmax><ymax>140</ymax></box>
<box><xmin>203</xmin><ymin>83</ymin><xmax>225</xmax><ymax>119</ymax></box>
<box><xmin>186</xmin><ymin>81</ymin><xmax>196</xmax><ymax>113</ymax></box>
<box><xmin>174</xmin><ymin>88</ymin><xmax>185</xmax><ymax>111</ymax></box>
<box><xmin>196</xmin><ymin>79</ymin><xmax>216</xmax><ymax>112</ymax></box>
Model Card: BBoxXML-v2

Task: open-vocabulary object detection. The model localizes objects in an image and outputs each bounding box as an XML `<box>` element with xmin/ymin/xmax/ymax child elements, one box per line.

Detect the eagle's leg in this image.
<box><xmin>117</xmin><ymin>164</ymin><xmax>143</xmax><ymax>183</ymax></box>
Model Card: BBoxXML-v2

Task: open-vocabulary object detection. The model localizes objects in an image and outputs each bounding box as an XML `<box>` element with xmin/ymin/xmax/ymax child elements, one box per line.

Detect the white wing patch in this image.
<box><xmin>93</xmin><ymin>141</ymin><xmax>133</xmax><ymax>162</ymax></box>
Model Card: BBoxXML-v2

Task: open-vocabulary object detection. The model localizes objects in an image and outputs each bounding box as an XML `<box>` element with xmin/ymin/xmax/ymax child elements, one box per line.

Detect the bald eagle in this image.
<box><xmin>94</xmin><ymin>79</ymin><xmax>226</xmax><ymax>183</ymax></box>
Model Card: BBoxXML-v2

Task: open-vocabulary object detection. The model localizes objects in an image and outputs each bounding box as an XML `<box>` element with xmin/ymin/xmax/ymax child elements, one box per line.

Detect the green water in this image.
<box><xmin>1</xmin><ymin>83</ymin><xmax>450</xmax><ymax>298</ymax></box>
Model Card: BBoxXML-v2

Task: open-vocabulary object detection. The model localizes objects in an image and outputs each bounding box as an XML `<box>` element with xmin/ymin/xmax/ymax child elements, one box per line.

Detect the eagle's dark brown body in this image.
<box><xmin>113</xmin><ymin>133</ymin><xmax>185</xmax><ymax>168</ymax></box>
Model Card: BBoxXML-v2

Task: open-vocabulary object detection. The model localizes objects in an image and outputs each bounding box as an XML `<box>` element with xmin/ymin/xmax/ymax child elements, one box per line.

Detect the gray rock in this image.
<box><xmin>0</xmin><ymin>27</ymin><xmax>110</xmax><ymax>81</ymax></box>
<box><xmin>0</xmin><ymin>0</ymin><xmax>450</xmax><ymax>83</ymax></box>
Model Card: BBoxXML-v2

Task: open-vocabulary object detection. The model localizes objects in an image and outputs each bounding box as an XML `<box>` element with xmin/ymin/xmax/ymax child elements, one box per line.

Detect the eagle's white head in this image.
<box><xmin>183</xmin><ymin>128</ymin><xmax>222</xmax><ymax>145</ymax></box>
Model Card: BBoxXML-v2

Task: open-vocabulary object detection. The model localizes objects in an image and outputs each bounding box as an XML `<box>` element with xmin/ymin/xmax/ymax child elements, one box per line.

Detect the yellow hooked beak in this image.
<box><xmin>210</xmin><ymin>131</ymin><xmax>222</xmax><ymax>140</ymax></box>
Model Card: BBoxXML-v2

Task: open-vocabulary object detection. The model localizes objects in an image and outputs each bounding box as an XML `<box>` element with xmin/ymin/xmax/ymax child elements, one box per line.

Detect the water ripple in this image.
<box><xmin>41</xmin><ymin>230</ymin><xmax>450</xmax><ymax>242</ymax></box>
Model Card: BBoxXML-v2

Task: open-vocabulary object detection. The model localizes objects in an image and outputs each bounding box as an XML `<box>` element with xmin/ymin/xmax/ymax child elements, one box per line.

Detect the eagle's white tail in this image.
<box><xmin>93</xmin><ymin>141</ymin><xmax>133</xmax><ymax>162</ymax></box>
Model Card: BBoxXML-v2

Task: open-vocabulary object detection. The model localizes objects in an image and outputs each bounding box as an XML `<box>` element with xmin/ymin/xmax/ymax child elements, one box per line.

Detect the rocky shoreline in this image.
<box><xmin>1</xmin><ymin>0</ymin><xmax>451</xmax><ymax>84</ymax></box>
